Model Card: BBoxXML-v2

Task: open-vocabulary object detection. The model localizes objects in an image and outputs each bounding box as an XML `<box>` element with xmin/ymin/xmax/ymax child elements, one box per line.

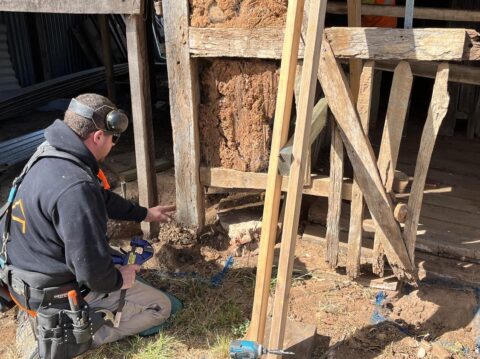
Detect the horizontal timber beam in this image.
<box><xmin>327</xmin><ymin>2</ymin><xmax>480</xmax><ymax>22</ymax></box>
<box><xmin>0</xmin><ymin>0</ymin><xmax>142</xmax><ymax>14</ymax></box>
<box><xmin>189</xmin><ymin>27</ymin><xmax>302</xmax><ymax>59</ymax></box>
<box><xmin>189</xmin><ymin>27</ymin><xmax>480</xmax><ymax>61</ymax></box>
<box><xmin>325</xmin><ymin>28</ymin><xmax>480</xmax><ymax>61</ymax></box>
<box><xmin>200</xmin><ymin>167</ymin><xmax>353</xmax><ymax>200</ymax></box>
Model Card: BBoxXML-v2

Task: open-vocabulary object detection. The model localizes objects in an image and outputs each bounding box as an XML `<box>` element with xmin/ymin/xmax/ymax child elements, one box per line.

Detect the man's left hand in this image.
<box><xmin>144</xmin><ymin>204</ymin><xmax>176</xmax><ymax>223</ymax></box>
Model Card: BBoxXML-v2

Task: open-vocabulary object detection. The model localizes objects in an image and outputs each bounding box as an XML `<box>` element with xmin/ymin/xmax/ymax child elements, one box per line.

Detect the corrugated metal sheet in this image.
<box><xmin>36</xmin><ymin>13</ymin><xmax>90</xmax><ymax>79</ymax></box>
<box><xmin>0</xmin><ymin>12</ymin><xmax>36</xmax><ymax>87</ymax></box>
<box><xmin>0</xmin><ymin>23</ymin><xmax>20</xmax><ymax>95</ymax></box>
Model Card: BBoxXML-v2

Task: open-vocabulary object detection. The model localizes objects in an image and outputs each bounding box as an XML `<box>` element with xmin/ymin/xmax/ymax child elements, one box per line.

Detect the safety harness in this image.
<box><xmin>0</xmin><ymin>141</ymin><xmax>108</xmax><ymax>359</ymax></box>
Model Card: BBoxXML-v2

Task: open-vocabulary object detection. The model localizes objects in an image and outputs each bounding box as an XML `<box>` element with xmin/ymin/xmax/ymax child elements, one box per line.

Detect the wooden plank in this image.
<box><xmin>267</xmin><ymin>1</ymin><xmax>327</xmax><ymax>353</ymax></box>
<box><xmin>327</xmin><ymin>1</ymin><xmax>480</xmax><ymax>22</ymax></box>
<box><xmin>200</xmin><ymin>167</ymin><xmax>353</xmax><ymax>200</ymax></box>
<box><xmin>99</xmin><ymin>15</ymin><xmax>116</xmax><ymax>103</ymax></box>
<box><xmin>318</xmin><ymin>37</ymin><xmax>415</xmax><ymax>280</ymax></box>
<box><xmin>163</xmin><ymin>0</ymin><xmax>204</xmax><ymax>228</ymax></box>
<box><xmin>404</xmin><ymin>63</ymin><xmax>450</xmax><ymax>262</ymax></box>
<box><xmin>247</xmin><ymin>0</ymin><xmax>305</xmax><ymax>345</ymax></box>
<box><xmin>189</xmin><ymin>27</ymin><xmax>480</xmax><ymax>61</ymax></box>
<box><xmin>375</xmin><ymin>61</ymin><xmax>480</xmax><ymax>87</ymax></box>
<box><xmin>0</xmin><ymin>0</ymin><xmax>142</xmax><ymax>14</ymax></box>
<box><xmin>325</xmin><ymin>28</ymin><xmax>478</xmax><ymax>61</ymax></box>
<box><xmin>372</xmin><ymin>61</ymin><xmax>413</xmax><ymax>276</ymax></box>
<box><xmin>325</xmin><ymin>121</ymin><xmax>344</xmax><ymax>268</ymax></box>
<box><xmin>126</xmin><ymin>15</ymin><xmax>158</xmax><ymax>239</ymax></box>
<box><xmin>347</xmin><ymin>0</ymin><xmax>362</xmax><ymax>101</ymax></box>
<box><xmin>189</xmin><ymin>27</ymin><xmax>298</xmax><ymax>59</ymax></box>
<box><xmin>346</xmin><ymin>60</ymin><xmax>374</xmax><ymax>279</ymax></box>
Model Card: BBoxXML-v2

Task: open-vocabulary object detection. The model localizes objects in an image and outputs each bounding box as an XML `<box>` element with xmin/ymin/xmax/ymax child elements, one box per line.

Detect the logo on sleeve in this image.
<box><xmin>12</xmin><ymin>199</ymin><xmax>26</xmax><ymax>234</ymax></box>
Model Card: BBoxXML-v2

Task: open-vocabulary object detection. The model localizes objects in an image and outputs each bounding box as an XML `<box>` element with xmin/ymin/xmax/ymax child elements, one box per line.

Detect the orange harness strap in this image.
<box><xmin>9</xmin><ymin>291</ymin><xmax>37</xmax><ymax>317</ymax></box>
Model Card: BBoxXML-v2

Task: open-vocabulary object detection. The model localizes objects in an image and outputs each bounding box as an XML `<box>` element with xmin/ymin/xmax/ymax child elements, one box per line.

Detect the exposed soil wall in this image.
<box><xmin>190</xmin><ymin>0</ymin><xmax>287</xmax><ymax>28</ymax></box>
<box><xmin>198</xmin><ymin>59</ymin><xmax>279</xmax><ymax>172</ymax></box>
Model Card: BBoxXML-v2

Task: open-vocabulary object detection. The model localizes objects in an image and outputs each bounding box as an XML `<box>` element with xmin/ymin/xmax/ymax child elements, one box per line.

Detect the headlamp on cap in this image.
<box><xmin>68</xmin><ymin>98</ymin><xmax>129</xmax><ymax>141</ymax></box>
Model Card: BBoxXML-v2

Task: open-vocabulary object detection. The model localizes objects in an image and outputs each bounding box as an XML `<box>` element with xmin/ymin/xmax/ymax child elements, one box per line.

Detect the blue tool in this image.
<box><xmin>229</xmin><ymin>340</ymin><xmax>295</xmax><ymax>358</ymax></box>
<box><xmin>112</xmin><ymin>237</ymin><xmax>154</xmax><ymax>328</ymax></box>
<box><xmin>112</xmin><ymin>237</ymin><xmax>154</xmax><ymax>266</ymax></box>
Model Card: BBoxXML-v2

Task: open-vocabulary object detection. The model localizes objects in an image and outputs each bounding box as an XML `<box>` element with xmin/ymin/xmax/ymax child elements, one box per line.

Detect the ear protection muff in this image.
<box><xmin>68</xmin><ymin>98</ymin><xmax>129</xmax><ymax>135</ymax></box>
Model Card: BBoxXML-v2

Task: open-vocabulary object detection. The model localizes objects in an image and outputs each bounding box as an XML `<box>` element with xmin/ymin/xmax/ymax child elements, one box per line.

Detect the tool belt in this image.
<box><xmin>3</xmin><ymin>265</ymin><xmax>106</xmax><ymax>359</ymax></box>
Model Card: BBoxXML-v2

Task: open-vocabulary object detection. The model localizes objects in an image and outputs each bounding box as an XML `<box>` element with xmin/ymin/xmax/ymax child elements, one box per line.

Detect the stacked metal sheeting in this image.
<box><xmin>0</xmin><ymin>130</ymin><xmax>44</xmax><ymax>171</ymax></box>
<box><xmin>0</xmin><ymin>64</ymin><xmax>128</xmax><ymax>121</ymax></box>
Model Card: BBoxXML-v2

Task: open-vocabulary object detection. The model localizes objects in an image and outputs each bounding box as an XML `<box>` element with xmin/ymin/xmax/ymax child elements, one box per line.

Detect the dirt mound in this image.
<box><xmin>190</xmin><ymin>0</ymin><xmax>287</xmax><ymax>28</ymax></box>
<box><xmin>198</xmin><ymin>59</ymin><xmax>279</xmax><ymax>172</ymax></box>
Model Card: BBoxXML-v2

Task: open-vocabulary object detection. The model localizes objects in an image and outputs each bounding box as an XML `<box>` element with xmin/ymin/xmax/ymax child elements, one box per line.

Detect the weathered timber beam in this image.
<box><xmin>163</xmin><ymin>0</ymin><xmax>204</xmax><ymax>229</ymax></box>
<box><xmin>189</xmin><ymin>27</ymin><xmax>480</xmax><ymax>61</ymax></box>
<box><xmin>199</xmin><ymin>167</ymin><xmax>353</xmax><ymax>200</ymax></box>
<box><xmin>375</xmin><ymin>61</ymin><xmax>480</xmax><ymax>86</ymax></box>
<box><xmin>325</xmin><ymin>28</ymin><xmax>480</xmax><ymax>61</ymax></box>
<box><xmin>327</xmin><ymin>2</ymin><xmax>480</xmax><ymax>22</ymax></box>
<box><xmin>189</xmin><ymin>27</ymin><xmax>297</xmax><ymax>59</ymax></box>
<box><xmin>0</xmin><ymin>0</ymin><xmax>142</xmax><ymax>14</ymax></box>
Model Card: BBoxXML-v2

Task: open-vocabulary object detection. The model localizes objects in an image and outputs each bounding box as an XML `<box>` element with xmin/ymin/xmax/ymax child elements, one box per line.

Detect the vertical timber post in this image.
<box><xmin>162</xmin><ymin>0</ymin><xmax>205</xmax><ymax>230</ymax></box>
<box><xmin>99</xmin><ymin>14</ymin><xmax>116</xmax><ymax>103</ymax></box>
<box><xmin>126</xmin><ymin>13</ymin><xmax>159</xmax><ymax>238</ymax></box>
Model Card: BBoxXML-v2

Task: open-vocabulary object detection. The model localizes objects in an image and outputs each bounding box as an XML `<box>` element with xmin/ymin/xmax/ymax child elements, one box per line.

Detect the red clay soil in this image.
<box><xmin>190</xmin><ymin>0</ymin><xmax>287</xmax><ymax>28</ymax></box>
<box><xmin>198</xmin><ymin>59</ymin><xmax>280</xmax><ymax>172</ymax></box>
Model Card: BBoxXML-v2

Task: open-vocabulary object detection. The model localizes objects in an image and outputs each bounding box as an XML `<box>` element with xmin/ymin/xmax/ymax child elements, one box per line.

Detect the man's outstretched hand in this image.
<box><xmin>144</xmin><ymin>204</ymin><xmax>176</xmax><ymax>223</ymax></box>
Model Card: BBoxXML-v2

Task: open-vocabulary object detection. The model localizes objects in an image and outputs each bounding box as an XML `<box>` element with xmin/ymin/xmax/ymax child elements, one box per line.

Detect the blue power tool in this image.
<box><xmin>112</xmin><ymin>237</ymin><xmax>154</xmax><ymax>266</ymax></box>
<box><xmin>229</xmin><ymin>340</ymin><xmax>295</xmax><ymax>358</ymax></box>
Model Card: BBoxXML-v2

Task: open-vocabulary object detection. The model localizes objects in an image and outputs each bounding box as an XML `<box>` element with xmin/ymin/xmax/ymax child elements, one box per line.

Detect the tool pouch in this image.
<box><xmin>35</xmin><ymin>304</ymin><xmax>93</xmax><ymax>359</ymax></box>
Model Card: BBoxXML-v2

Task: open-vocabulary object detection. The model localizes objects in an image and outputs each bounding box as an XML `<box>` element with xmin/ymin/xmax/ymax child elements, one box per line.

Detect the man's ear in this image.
<box><xmin>92</xmin><ymin>130</ymin><xmax>105</xmax><ymax>144</ymax></box>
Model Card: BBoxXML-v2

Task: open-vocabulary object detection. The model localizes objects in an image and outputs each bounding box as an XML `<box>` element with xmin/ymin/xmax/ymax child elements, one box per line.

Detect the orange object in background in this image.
<box><xmin>97</xmin><ymin>169</ymin><xmax>111</xmax><ymax>190</ymax></box>
<box><xmin>362</xmin><ymin>0</ymin><xmax>398</xmax><ymax>28</ymax></box>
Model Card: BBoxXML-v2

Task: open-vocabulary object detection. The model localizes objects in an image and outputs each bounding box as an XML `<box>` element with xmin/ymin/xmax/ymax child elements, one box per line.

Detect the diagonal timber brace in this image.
<box><xmin>318</xmin><ymin>37</ymin><xmax>415</xmax><ymax>281</ymax></box>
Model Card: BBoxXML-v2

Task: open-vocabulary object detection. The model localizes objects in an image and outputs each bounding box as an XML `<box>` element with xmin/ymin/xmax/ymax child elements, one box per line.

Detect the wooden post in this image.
<box><xmin>267</xmin><ymin>1</ymin><xmax>327</xmax><ymax>355</ymax></box>
<box><xmin>371</xmin><ymin>61</ymin><xmax>413</xmax><ymax>276</ymax></box>
<box><xmin>162</xmin><ymin>0</ymin><xmax>205</xmax><ymax>229</ymax></box>
<box><xmin>126</xmin><ymin>14</ymin><xmax>158</xmax><ymax>239</ymax></box>
<box><xmin>247</xmin><ymin>0</ymin><xmax>305</xmax><ymax>344</ymax></box>
<box><xmin>404</xmin><ymin>63</ymin><xmax>450</xmax><ymax>262</ymax></box>
<box><xmin>346</xmin><ymin>60</ymin><xmax>374</xmax><ymax>279</ymax></box>
<box><xmin>347</xmin><ymin>0</ymin><xmax>362</xmax><ymax>101</ymax></box>
<box><xmin>325</xmin><ymin>119</ymin><xmax>343</xmax><ymax>268</ymax></box>
<box><xmin>99</xmin><ymin>15</ymin><xmax>116</xmax><ymax>103</ymax></box>
<box><xmin>318</xmin><ymin>38</ymin><xmax>415</xmax><ymax>280</ymax></box>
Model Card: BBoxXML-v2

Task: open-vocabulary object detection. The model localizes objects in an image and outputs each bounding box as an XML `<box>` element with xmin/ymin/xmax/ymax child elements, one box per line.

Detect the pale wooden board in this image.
<box><xmin>189</xmin><ymin>27</ymin><xmax>479</xmax><ymax>61</ymax></box>
<box><xmin>346</xmin><ymin>60</ymin><xmax>374</xmax><ymax>279</ymax></box>
<box><xmin>162</xmin><ymin>0</ymin><xmax>204</xmax><ymax>228</ymax></box>
<box><xmin>126</xmin><ymin>15</ymin><xmax>158</xmax><ymax>238</ymax></box>
<box><xmin>404</xmin><ymin>64</ymin><xmax>450</xmax><ymax>262</ymax></box>
<box><xmin>247</xmin><ymin>0</ymin><xmax>306</xmax><ymax>344</ymax></box>
<box><xmin>372</xmin><ymin>61</ymin><xmax>413</xmax><ymax>276</ymax></box>
<box><xmin>347</xmin><ymin>0</ymin><xmax>362</xmax><ymax>101</ymax></box>
<box><xmin>267</xmin><ymin>1</ymin><xmax>326</xmax><ymax>352</ymax></box>
<box><xmin>0</xmin><ymin>0</ymin><xmax>141</xmax><ymax>13</ymax></box>
<box><xmin>327</xmin><ymin>2</ymin><xmax>480</xmax><ymax>22</ymax></box>
<box><xmin>318</xmin><ymin>37</ymin><xmax>415</xmax><ymax>280</ymax></box>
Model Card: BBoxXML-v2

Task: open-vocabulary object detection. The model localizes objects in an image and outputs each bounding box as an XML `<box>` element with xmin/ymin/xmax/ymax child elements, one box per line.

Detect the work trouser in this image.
<box><xmin>84</xmin><ymin>280</ymin><xmax>172</xmax><ymax>347</ymax></box>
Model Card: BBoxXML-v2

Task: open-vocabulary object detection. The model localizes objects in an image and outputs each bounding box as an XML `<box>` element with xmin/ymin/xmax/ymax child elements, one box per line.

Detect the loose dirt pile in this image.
<box><xmin>198</xmin><ymin>59</ymin><xmax>279</xmax><ymax>172</ymax></box>
<box><xmin>190</xmin><ymin>0</ymin><xmax>287</xmax><ymax>28</ymax></box>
